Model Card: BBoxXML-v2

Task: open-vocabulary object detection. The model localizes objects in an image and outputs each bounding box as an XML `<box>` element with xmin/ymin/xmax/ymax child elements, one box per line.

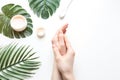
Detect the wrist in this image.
<box><xmin>51</xmin><ymin>62</ymin><xmax>63</xmax><ymax>80</ymax></box>
<box><xmin>62</xmin><ymin>71</ymin><xmax>75</xmax><ymax>80</ymax></box>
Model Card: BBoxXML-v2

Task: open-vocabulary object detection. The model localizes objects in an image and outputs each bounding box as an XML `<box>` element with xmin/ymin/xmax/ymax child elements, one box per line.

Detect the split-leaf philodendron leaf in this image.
<box><xmin>0</xmin><ymin>43</ymin><xmax>40</xmax><ymax>80</ymax></box>
<box><xmin>0</xmin><ymin>4</ymin><xmax>33</xmax><ymax>39</ymax></box>
<box><xmin>28</xmin><ymin>0</ymin><xmax>60</xmax><ymax>19</ymax></box>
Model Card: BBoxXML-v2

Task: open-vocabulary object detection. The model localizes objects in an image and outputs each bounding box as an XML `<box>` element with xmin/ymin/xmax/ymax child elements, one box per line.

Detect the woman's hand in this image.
<box><xmin>51</xmin><ymin>24</ymin><xmax>75</xmax><ymax>80</ymax></box>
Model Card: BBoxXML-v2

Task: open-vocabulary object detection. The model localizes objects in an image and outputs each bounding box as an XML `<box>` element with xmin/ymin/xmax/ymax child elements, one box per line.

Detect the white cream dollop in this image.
<box><xmin>37</xmin><ymin>27</ymin><xmax>45</xmax><ymax>38</ymax></box>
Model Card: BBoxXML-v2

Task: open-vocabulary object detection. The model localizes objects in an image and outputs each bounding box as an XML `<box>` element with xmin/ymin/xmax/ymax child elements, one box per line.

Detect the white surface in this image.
<box><xmin>0</xmin><ymin>0</ymin><xmax>120</xmax><ymax>80</ymax></box>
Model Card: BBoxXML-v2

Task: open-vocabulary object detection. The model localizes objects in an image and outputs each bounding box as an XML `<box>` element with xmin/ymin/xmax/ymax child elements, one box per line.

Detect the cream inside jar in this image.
<box><xmin>10</xmin><ymin>15</ymin><xmax>27</xmax><ymax>32</ymax></box>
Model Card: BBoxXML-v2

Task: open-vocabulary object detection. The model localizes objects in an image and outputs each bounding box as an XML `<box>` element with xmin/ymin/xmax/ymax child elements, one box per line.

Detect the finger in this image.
<box><xmin>58</xmin><ymin>30</ymin><xmax>67</xmax><ymax>55</ymax></box>
<box><xmin>59</xmin><ymin>24</ymin><xmax>68</xmax><ymax>34</ymax></box>
<box><xmin>52</xmin><ymin>43</ymin><xmax>61</xmax><ymax>58</ymax></box>
<box><xmin>58</xmin><ymin>31</ymin><xmax>64</xmax><ymax>45</ymax></box>
<box><xmin>64</xmin><ymin>36</ymin><xmax>71</xmax><ymax>48</ymax></box>
<box><xmin>52</xmin><ymin>23</ymin><xmax>68</xmax><ymax>42</ymax></box>
<box><xmin>64</xmin><ymin>36</ymin><xmax>75</xmax><ymax>56</ymax></box>
<box><xmin>62</xmin><ymin>24</ymin><xmax>68</xmax><ymax>33</ymax></box>
<box><xmin>54</xmin><ymin>23</ymin><xmax>68</xmax><ymax>40</ymax></box>
<box><xmin>52</xmin><ymin>30</ymin><xmax>60</xmax><ymax>50</ymax></box>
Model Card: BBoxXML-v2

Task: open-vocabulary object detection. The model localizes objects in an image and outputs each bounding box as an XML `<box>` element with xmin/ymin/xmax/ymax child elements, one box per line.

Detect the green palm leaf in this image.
<box><xmin>28</xmin><ymin>0</ymin><xmax>60</xmax><ymax>19</ymax></box>
<box><xmin>0</xmin><ymin>43</ymin><xmax>40</xmax><ymax>80</ymax></box>
<box><xmin>0</xmin><ymin>4</ymin><xmax>33</xmax><ymax>39</ymax></box>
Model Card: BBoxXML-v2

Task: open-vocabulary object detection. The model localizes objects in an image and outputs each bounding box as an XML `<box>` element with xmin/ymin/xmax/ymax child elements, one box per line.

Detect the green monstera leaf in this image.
<box><xmin>0</xmin><ymin>43</ymin><xmax>40</xmax><ymax>80</ymax></box>
<box><xmin>28</xmin><ymin>0</ymin><xmax>60</xmax><ymax>19</ymax></box>
<box><xmin>0</xmin><ymin>4</ymin><xmax>33</xmax><ymax>39</ymax></box>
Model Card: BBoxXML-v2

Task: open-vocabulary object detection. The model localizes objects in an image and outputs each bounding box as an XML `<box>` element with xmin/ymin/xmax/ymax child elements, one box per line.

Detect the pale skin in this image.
<box><xmin>51</xmin><ymin>24</ymin><xmax>75</xmax><ymax>80</ymax></box>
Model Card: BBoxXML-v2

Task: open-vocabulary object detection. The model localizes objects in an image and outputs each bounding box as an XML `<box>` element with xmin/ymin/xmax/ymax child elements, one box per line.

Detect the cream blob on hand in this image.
<box><xmin>10</xmin><ymin>15</ymin><xmax>27</xmax><ymax>32</ymax></box>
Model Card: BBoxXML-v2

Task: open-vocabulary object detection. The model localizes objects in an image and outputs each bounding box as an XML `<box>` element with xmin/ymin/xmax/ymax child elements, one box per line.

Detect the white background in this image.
<box><xmin>0</xmin><ymin>0</ymin><xmax>120</xmax><ymax>80</ymax></box>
